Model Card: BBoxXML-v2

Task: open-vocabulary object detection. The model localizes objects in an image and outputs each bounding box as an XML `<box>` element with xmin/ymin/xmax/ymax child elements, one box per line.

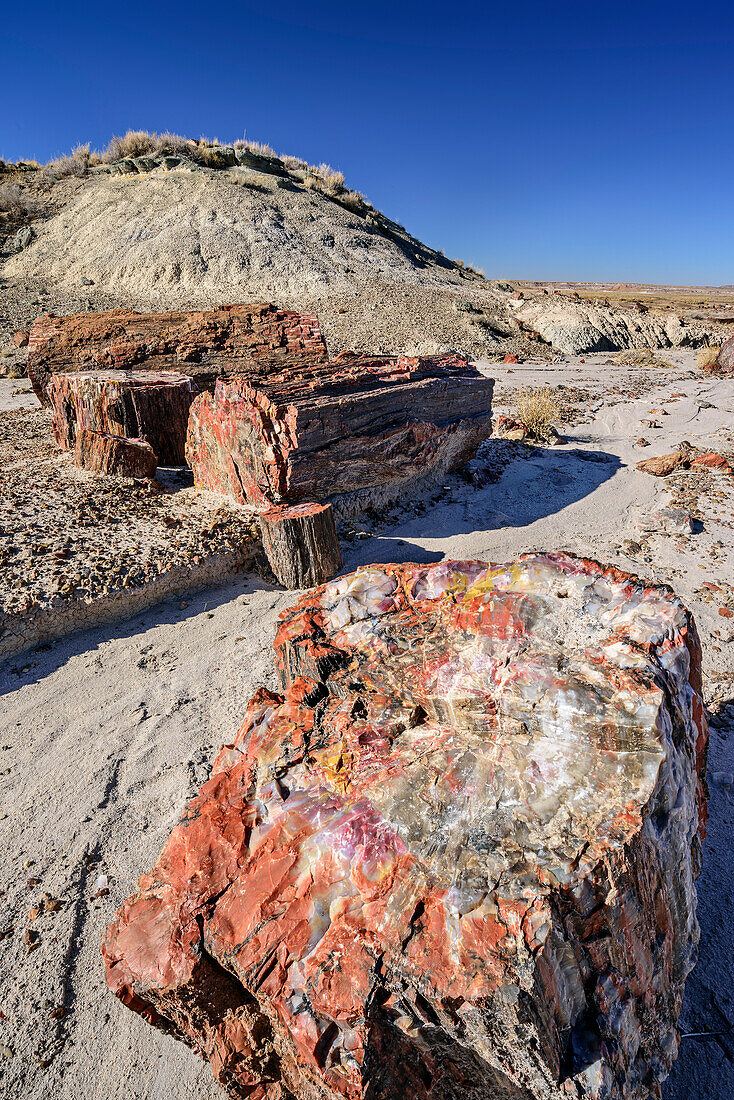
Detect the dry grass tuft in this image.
<box><xmin>514</xmin><ymin>386</ymin><xmax>564</xmax><ymax>440</ymax></box>
<box><xmin>102</xmin><ymin>130</ymin><xmax>189</xmax><ymax>163</ymax></box>
<box><xmin>42</xmin><ymin>143</ymin><xmax>91</xmax><ymax>181</ymax></box>
<box><xmin>696</xmin><ymin>344</ymin><xmax>720</xmax><ymax>370</ymax></box>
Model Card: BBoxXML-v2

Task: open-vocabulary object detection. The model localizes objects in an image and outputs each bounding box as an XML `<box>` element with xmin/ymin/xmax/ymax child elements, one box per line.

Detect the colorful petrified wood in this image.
<box><xmin>185</xmin><ymin>354</ymin><xmax>494</xmax><ymax>510</ymax></box>
<box><xmin>48</xmin><ymin>369</ymin><xmax>198</xmax><ymax>466</ymax></box>
<box><xmin>27</xmin><ymin>303</ymin><xmax>328</xmax><ymax>404</ymax></box>
<box><xmin>259</xmin><ymin>502</ymin><xmax>342</xmax><ymax>589</ymax></box>
<box><xmin>74</xmin><ymin>428</ymin><xmax>157</xmax><ymax>479</ymax></box>
<box><xmin>103</xmin><ymin>554</ymin><xmax>708</xmax><ymax>1100</ymax></box>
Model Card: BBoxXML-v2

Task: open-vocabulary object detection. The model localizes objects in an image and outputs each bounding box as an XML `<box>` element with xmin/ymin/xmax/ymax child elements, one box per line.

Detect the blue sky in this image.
<box><xmin>3</xmin><ymin>1</ymin><xmax>733</xmax><ymax>284</ymax></box>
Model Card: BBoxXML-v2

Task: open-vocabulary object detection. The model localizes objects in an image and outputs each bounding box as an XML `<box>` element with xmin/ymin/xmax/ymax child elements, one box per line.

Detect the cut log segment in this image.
<box><xmin>48</xmin><ymin>369</ymin><xmax>198</xmax><ymax>466</ymax></box>
<box><xmin>259</xmin><ymin>502</ymin><xmax>342</xmax><ymax>589</ymax></box>
<box><xmin>103</xmin><ymin>553</ymin><xmax>708</xmax><ymax>1100</ymax></box>
<box><xmin>27</xmin><ymin>303</ymin><xmax>328</xmax><ymax>404</ymax></box>
<box><xmin>186</xmin><ymin>353</ymin><xmax>494</xmax><ymax>509</ymax></box>
<box><xmin>74</xmin><ymin>429</ymin><xmax>157</xmax><ymax>479</ymax></box>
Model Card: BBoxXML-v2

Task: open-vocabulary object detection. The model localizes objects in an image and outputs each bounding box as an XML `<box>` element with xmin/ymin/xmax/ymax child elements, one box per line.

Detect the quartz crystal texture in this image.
<box><xmin>103</xmin><ymin>554</ymin><xmax>708</xmax><ymax>1100</ymax></box>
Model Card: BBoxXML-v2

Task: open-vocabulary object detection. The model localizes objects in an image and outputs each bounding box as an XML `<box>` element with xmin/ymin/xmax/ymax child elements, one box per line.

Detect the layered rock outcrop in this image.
<box><xmin>48</xmin><ymin>369</ymin><xmax>198</xmax><ymax>465</ymax></box>
<box><xmin>27</xmin><ymin>303</ymin><xmax>328</xmax><ymax>404</ymax></box>
<box><xmin>510</xmin><ymin>296</ymin><xmax>704</xmax><ymax>355</ymax></box>
<box><xmin>103</xmin><ymin>554</ymin><xmax>708</xmax><ymax>1100</ymax></box>
<box><xmin>185</xmin><ymin>354</ymin><xmax>494</xmax><ymax>511</ymax></box>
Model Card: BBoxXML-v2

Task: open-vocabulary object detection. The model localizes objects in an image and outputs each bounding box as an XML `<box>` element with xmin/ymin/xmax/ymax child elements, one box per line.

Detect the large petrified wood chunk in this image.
<box><xmin>48</xmin><ymin>369</ymin><xmax>198</xmax><ymax>466</ymax></box>
<box><xmin>185</xmin><ymin>354</ymin><xmax>494</xmax><ymax>509</ymax></box>
<box><xmin>260</xmin><ymin>502</ymin><xmax>342</xmax><ymax>589</ymax></box>
<box><xmin>27</xmin><ymin>303</ymin><xmax>328</xmax><ymax>405</ymax></box>
<box><xmin>74</xmin><ymin>429</ymin><xmax>157</xmax><ymax>479</ymax></box>
<box><xmin>103</xmin><ymin>554</ymin><xmax>707</xmax><ymax>1100</ymax></box>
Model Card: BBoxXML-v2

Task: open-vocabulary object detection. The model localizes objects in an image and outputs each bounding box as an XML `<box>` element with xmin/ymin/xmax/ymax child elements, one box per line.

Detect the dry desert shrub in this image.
<box><xmin>0</xmin><ymin>182</ymin><xmax>40</xmax><ymax>218</ymax></box>
<box><xmin>102</xmin><ymin>130</ymin><xmax>189</xmax><ymax>162</ymax></box>
<box><xmin>696</xmin><ymin>344</ymin><xmax>720</xmax><ymax>369</ymax></box>
<box><xmin>514</xmin><ymin>386</ymin><xmax>564</xmax><ymax>440</ymax></box>
<box><xmin>42</xmin><ymin>143</ymin><xmax>91</xmax><ymax>180</ymax></box>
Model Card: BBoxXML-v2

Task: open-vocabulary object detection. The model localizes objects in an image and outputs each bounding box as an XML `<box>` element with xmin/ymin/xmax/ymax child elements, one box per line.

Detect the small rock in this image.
<box><xmin>80</xmin><ymin>276</ymin><xmax>95</xmax><ymax>286</ymax></box>
<box><xmin>12</xmin><ymin>330</ymin><xmax>29</xmax><ymax>348</ymax></box>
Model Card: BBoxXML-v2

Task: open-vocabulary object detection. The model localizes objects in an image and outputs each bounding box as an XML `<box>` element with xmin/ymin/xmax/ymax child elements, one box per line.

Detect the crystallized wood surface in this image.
<box><xmin>103</xmin><ymin>554</ymin><xmax>708</xmax><ymax>1100</ymax></box>
<box><xmin>27</xmin><ymin>303</ymin><xmax>328</xmax><ymax>405</ymax></box>
<box><xmin>74</xmin><ymin>429</ymin><xmax>157</xmax><ymax>479</ymax></box>
<box><xmin>260</xmin><ymin>502</ymin><xmax>342</xmax><ymax>589</ymax></box>
<box><xmin>49</xmin><ymin>369</ymin><xmax>198</xmax><ymax>466</ymax></box>
<box><xmin>186</xmin><ymin>353</ymin><xmax>494</xmax><ymax>509</ymax></box>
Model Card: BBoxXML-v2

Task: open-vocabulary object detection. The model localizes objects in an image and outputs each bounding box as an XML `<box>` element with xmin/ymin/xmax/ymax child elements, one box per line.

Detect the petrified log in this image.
<box><xmin>103</xmin><ymin>553</ymin><xmax>707</xmax><ymax>1100</ymax></box>
<box><xmin>27</xmin><ymin>303</ymin><xmax>328</xmax><ymax>404</ymax></box>
<box><xmin>186</xmin><ymin>354</ymin><xmax>494</xmax><ymax>509</ymax></box>
<box><xmin>717</xmin><ymin>334</ymin><xmax>734</xmax><ymax>373</ymax></box>
<box><xmin>260</xmin><ymin>502</ymin><xmax>342</xmax><ymax>589</ymax></box>
<box><xmin>74</xmin><ymin>429</ymin><xmax>157</xmax><ymax>479</ymax></box>
<box><xmin>48</xmin><ymin>369</ymin><xmax>198</xmax><ymax>465</ymax></box>
<box><xmin>636</xmin><ymin>451</ymin><xmax>689</xmax><ymax>477</ymax></box>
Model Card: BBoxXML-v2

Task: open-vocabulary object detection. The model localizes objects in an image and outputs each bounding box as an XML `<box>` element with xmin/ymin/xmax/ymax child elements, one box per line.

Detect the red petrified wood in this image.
<box><xmin>185</xmin><ymin>354</ymin><xmax>494</xmax><ymax>510</ymax></box>
<box><xmin>260</xmin><ymin>502</ymin><xmax>342</xmax><ymax>589</ymax></box>
<box><xmin>103</xmin><ymin>553</ymin><xmax>708</xmax><ymax>1100</ymax></box>
<box><xmin>74</xmin><ymin>429</ymin><xmax>157</xmax><ymax>479</ymax></box>
<box><xmin>27</xmin><ymin>303</ymin><xmax>328</xmax><ymax>405</ymax></box>
<box><xmin>48</xmin><ymin>369</ymin><xmax>198</xmax><ymax>466</ymax></box>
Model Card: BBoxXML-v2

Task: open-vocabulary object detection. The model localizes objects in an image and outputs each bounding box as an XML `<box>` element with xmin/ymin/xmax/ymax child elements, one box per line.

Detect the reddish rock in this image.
<box><xmin>48</xmin><ymin>369</ymin><xmax>198</xmax><ymax>465</ymax></box>
<box><xmin>493</xmin><ymin>413</ymin><xmax>527</xmax><ymax>440</ymax></box>
<box><xmin>103</xmin><ymin>553</ymin><xmax>707</xmax><ymax>1100</ymax></box>
<box><xmin>636</xmin><ymin>451</ymin><xmax>689</xmax><ymax>476</ymax></box>
<box><xmin>27</xmin><ymin>303</ymin><xmax>328</xmax><ymax>405</ymax></box>
<box><xmin>12</xmin><ymin>330</ymin><xmax>29</xmax><ymax>348</ymax></box>
<box><xmin>74</xmin><ymin>429</ymin><xmax>157</xmax><ymax>479</ymax></box>
<box><xmin>503</xmin><ymin>352</ymin><xmax>519</xmax><ymax>363</ymax></box>
<box><xmin>186</xmin><ymin>354</ymin><xmax>494</xmax><ymax>510</ymax></box>
<box><xmin>691</xmin><ymin>451</ymin><xmax>734</xmax><ymax>476</ymax></box>
<box><xmin>713</xmin><ymin>334</ymin><xmax>734</xmax><ymax>373</ymax></box>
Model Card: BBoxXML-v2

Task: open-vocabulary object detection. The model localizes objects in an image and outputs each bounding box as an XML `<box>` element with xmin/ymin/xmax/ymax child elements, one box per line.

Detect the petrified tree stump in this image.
<box><xmin>74</xmin><ymin>429</ymin><xmax>157</xmax><ymax>479</ymax></box>
<box><xmin>27</xmin><ymin>303</ymin><xmax>328</xmax><ymax>404</ymax></box>
<box><xmin>260</xmin><ymin>502</ymin><xmax>342</xmax><ymax>589</ymax></box>
<box><xmin>103</xmin><ymin>554</ymin><xmax>708</xmax><ymax>1100</ymax></box>
<box><xmin>48</xmin><ymin>369</ymin><xmax>198</xmax><ymax>465</ymax></box>
<box><xmin>186</xmin><ymin>353</ymin><xmax>494</xmax><ymax>509</ymax></box>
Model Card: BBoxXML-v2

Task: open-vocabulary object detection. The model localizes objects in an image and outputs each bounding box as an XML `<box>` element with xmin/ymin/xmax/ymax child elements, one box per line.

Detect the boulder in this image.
<box><xmin>718</xmin><ymin>334</ymin><xmax>734</xmax><ymax>373</ymax></box>
<box><xmin>5</xmin><ymin>225</ymin><xmax>33</xmax><ymax>254</ymax></box>
<box><xmin>26</xmin><ymin>303</ymin><xmax>329</xmax><ymax>405</ymax></box>
<box><xmin>74</xmin><ymin>429</ymin><xmax>157</xmax><ymax>479</ymax></box>
<box><xmin>12</xmin><ymin>330</ymin><xmax>29</xmax><ymax>348</ymax></box>
<box><xmin>103</xmin><ymin>553</ymin><xmax>707</xmax><ymax>1100</ymax></box>
<box><xmin>48</xmin><ymin>369</ymin><xmax>198</xmax><ymax>466</ymax></box>
<box><xmin>636</xmin><ymin>451</ymin><xmax>689</xmax><ymax>477</ymax></box>
<box><xmin>185</xmin><ymin>354</ymin><xmax>494</xmax><ymax>511</ymax></box>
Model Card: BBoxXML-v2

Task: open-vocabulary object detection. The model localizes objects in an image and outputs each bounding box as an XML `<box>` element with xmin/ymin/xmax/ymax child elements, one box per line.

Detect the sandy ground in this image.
<box><xmin>1</xmin><ymin>351</ymin><xmax>733</xmax><ymax>1098</ymax></box>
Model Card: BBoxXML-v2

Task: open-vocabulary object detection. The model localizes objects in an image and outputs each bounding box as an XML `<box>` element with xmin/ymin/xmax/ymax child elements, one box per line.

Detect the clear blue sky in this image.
<box><xmin>3</xmin><ymin>1</ymin><xmax>733</xmax><ymax>284</ymax></box>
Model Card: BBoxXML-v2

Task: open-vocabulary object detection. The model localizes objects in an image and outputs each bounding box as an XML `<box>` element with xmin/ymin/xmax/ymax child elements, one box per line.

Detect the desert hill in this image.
<box><xmin>0</xmin><ymin>136</ymin><xmax>727</xmax><ymax>360</ymax></box>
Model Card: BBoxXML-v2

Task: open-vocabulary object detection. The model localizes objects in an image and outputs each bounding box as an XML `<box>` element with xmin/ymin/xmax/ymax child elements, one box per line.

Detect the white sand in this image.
<box><xmin>1</xmin><ymin>351</ymin><xmax>733</xmax><ymax>1097</ymax></box>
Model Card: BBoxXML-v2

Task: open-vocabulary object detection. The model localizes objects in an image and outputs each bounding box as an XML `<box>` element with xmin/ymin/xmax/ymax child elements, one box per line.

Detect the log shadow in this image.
<box><xmin>663</xmin><ymin>700</ymin><xmax>734</xmax><ymax>1099</ymax></box>
<box><xmin>342</xmin><ymin>445</ymin><xmax>622</xmax><ymax>567</ymax></box>
<box><xmin>0</xmin><ymin>572</ymin><xmax>270</xmax><ymax>696</ymax></box>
